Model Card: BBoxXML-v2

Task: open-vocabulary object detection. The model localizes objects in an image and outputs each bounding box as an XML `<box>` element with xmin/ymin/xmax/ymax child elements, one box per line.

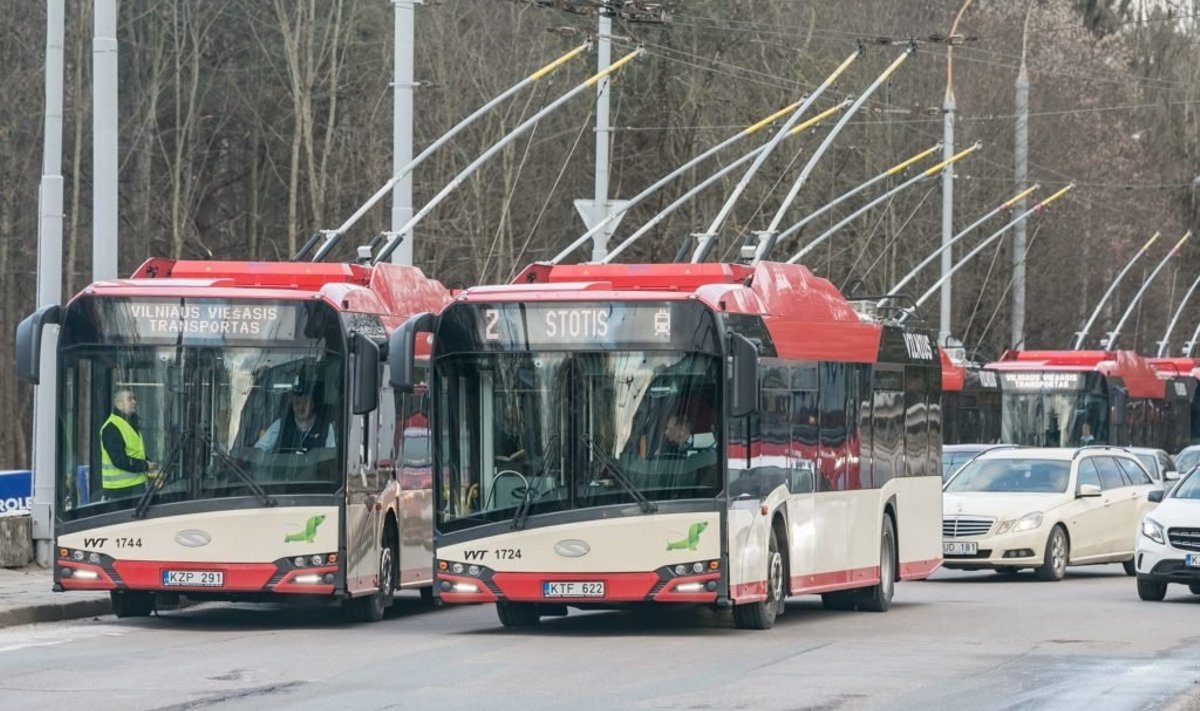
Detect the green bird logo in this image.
<box><xmin>284</xmin><ymin>515</ymin><xmax>326</xmax><ymax>543</ymax></box>
<box><xmin>667</xmin><ymin>521</ymin><xmax>708</xmax><ymax>551</ymax></box>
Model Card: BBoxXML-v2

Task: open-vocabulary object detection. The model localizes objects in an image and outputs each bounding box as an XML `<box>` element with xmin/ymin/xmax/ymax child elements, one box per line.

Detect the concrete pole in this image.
<box><xmin>941</xmin><ymin>0</ymin><xmax>974</xmax><ymax>346</ymax></box>
<box><xmin>33</xmin><ymin>0</ymin><xmax>66</xmax><ymax>566</ymax></box>
<box><xmin>940</xmin><ymin>89</ymin><xmax>955</xmax><ymax>346</ymax></box>
<box><xmin>1012</xmin><ymin>1</ymin><xmax>1036</xmax><ymax>350</ymax></box>
<box><xmin>390</xmin><ymin>0</ymin><xmax>420</xmax><ymax>266</ymax></box>
<box><xmin>93</xmin><ymin>0</ymin><xmax>118</xmax><ymax>280</ymax></box>
<box><xmin>577</xmin><ymin>12</ymin><xmax>628</xmax><ymax>262</ymax></box>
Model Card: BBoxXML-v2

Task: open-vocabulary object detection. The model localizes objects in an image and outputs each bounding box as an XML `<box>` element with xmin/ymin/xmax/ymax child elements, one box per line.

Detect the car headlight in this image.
<box><xmin>1141</xmin><ymin>517</ymin><xmax>1165</xmax><ymax>545</ymax></box>
<box><xmin>997</xmin><ymin>512</ymin><xmax>1043</xmax><ymax>534</ymax></box>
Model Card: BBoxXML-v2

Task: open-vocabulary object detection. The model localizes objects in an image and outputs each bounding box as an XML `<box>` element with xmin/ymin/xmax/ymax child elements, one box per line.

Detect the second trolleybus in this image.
<box><xmin>390</xmin><ymin>260</ymin><xmax>943</xmax><ymax>630</ymax></box>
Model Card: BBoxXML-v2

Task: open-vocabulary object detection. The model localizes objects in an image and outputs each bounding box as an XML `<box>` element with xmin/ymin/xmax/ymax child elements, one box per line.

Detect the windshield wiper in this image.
<box><xmin>133</xmin><ymin>430</ymin><xmax>187</xmax><ymax>519</ymax></box>
<box><xmin>583</xmin><ymin>437</ymin><xmax>658</xmax><ymax>514</ymax></box>
<box><xmin>512</xmin><ymin>436</ymin><xmax>560</xmax><ymax>531</ymax></box>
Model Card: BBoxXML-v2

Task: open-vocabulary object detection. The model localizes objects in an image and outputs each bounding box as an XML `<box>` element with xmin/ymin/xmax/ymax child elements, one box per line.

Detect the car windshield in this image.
<box><xmin>944</xmin><ymin>458</ymin><xmax>1071</xmax><ymax>493</ymax></box>
<box><xmin>941</xmin><ymin>450</ymin><xmax>981</xmax><ymax>481</ymax></box>
<box><xmin>1133</xmin><ymin>453</ymin><xmax>1159</xmax><ymax>478</ymax></box>
<box><xmin>1176</xmin><ymin>449</ymin><xmax>1200</xmax><ymax>472</ymax></box>
<box><xmin>1170</xmin><ymin>468</ymin><xmax>1200</xmax><ymax>499</ymax></box>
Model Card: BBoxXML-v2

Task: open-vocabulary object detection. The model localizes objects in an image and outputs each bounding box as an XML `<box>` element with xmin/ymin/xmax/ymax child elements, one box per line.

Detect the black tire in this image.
<box><xmin>419</xmin><ymin>585</ymin><xmax>437</xmax><ymax>606</ymax></box>
<box><xmin>1137</xmin><ymin>578</ymin><xmax>1168</xmax><ymax>601</ymax></box>
<box><xmin>1188</xmin><ymin>583</ymin><xmax>1200</xmax><ymax>596</ymax></box>
<box><xmin>496</xmin><ymin>601</ymin><xmax>541</xmax><ymax>628</ymax></box>
<box><xmin>351</xmin><ymin>530</ymin><xmax>397</xmax><ymax>623</ymax></box>
<box><xmin>110</xmin><ymin>590</ymin><xmax>154</xmax><ymax>618</ymax></box>
<box><xmin>1034</xmin><ymin>526</ymin><xmax>1069</xmax><ymax>582</ymax></box>
<box><xmin>858</xmin><ymin>515</ymin><xmax>896</xmax><ymax>613</ymax></box>
<box><xmin>733</xmin><ymin>526</ymin><xmax>785</xmax><ymax>630</ymax></box>
<box><xmin>1122</xmin><ymin>559</ymin><xmax>1137</xmax><ymax>577</ymax></box>
<box><xmin>821</xmin><ymin>591</ymin><xmax>856</xmax><ymax>611</ymax></box>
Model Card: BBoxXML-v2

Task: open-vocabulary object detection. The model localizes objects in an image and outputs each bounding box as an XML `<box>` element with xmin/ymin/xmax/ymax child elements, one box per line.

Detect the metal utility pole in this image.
<box><xmin>32</xmin><ymin>0</ymin><xmax>66</xmax><ymax>567</ymax></box>
<box><xmin>575</xmin><ymin>10</ymin><xmax>629</xmax><ymax>261</ymax></box>
<box><xmin>1012</xmin><ymin>1</ymin><xmax>1036</xmax><ymax>349</ymax></box>
<box><xmin>1072</xmin><ymin>232</ymin><xmax>1160</xmax><ymax>349</ymax></box>
<box><xmin>941</xmin><ymin>0</ymin><xmax>975</xmax><ymax>345</ymax></box>
<box><xmin>390</xmin><ymin>0</ymin><xmax>421</xmax><ymax>266</ymax></box>
<box><xmin>1158</xmin><ymin>273</ymin><xmax>1200</xmax><ymax>356</ymax></box>
<box><xmin>1104</xmin><ymin>232</ymin><xmax>1191</xmax><ymax>350</ymax></box>
<box><xmin>94</xmin><ymin>0</ymin><xmax>118</xmax><ymax>280</ymax></box>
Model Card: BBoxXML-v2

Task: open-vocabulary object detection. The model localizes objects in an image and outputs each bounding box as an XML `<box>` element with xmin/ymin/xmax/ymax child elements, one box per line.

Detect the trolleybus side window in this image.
<box><xmin>819</xmin><ymin>362</ymin><xmax>848</xmax><ymax>491</ymax></box>
<box><xmin>905</xmin><ymin>366</ymin><xmax>929</xmax><ymax>478</ymax></box>
<box><xmin>871</xmin><ymin>368</ymin><xmax>904</xmax><ymax>489</ymax></box>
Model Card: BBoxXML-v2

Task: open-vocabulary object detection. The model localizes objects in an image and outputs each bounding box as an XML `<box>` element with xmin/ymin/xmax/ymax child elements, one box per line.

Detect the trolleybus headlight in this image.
<box><xmin>674</xmin><ymin>564</ymin><xmax>687</xmax><ymax>576</ymax></box>
<box><xmin>452</xmin><ymin>583</ymin><xmax>479</xmax><ymax>594</ymax></box>
<box><xmin>72</xmin><ymin>550</ymin><xmax>85</xmax><ymax>562</ymax></box>
<box><xmin>675</xmin><ymin>583</ymin><xmax>705</xmax><ymax>593</ymax></box>
<box><xmin>451</xmin><ymin>563</ymin><xmax>465</xmax><ymax>574</ymax></box>
<box><xmin>467</xmin><ymin>565</ymin><xmax>481</xmax><ymax>577</ymax></box>
<box><xmin>1141</xmin><ymin>517</ymin><xmax>1165</xmax><ymax>544</ymax></box>
<box><xmin>692</xmin><ymin>562</ymin><xmax>705</xmax><ymax>574</ymax></box>
<box><xmin>309</xmin><ymin>555</ymin><xmax>324</xmax><ymax>567</ymax></box>
<box><xmin>72</xmin><ymin>570</ymin><xmax>99</xmax><ymax>580</ymax></box>
<box><xmin>88</xmin><ymin>552</ymin><xmax>101</xmax><ymax>564</ymax></box>
<box><xmin>294</xmin><ymin>574</ymin><xmax>322</xmax><ymax>585</ymax></box>
<box><xmin>293</xmin><ymin>557</ymin><xmax>306</xmax><ymax>568</ymax></box>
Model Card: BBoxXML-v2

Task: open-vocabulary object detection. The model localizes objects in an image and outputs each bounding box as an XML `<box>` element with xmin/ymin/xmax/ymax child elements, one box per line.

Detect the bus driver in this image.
<box><xmin>256</xmin><ymin>387</ymin><xmax>335</xmax><ymax>453</ymax></box>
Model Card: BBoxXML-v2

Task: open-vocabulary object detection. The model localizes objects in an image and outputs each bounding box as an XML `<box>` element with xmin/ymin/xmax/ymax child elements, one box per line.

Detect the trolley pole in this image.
<box><xmin>390</xmin><ymin>0</ymin><xmax>420</xmax><ymax>266</ymax></box>
<box><xmin>33</xmin><ymin>0</ymin><xmax>66</xmax><ymax>566</ymax></box>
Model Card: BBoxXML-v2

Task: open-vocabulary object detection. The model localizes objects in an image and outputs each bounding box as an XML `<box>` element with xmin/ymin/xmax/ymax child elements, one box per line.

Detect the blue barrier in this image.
<box><xmin>0</xmin><ymin>470</ymin><xmax>32</xmax><ymax>514</ymax></box>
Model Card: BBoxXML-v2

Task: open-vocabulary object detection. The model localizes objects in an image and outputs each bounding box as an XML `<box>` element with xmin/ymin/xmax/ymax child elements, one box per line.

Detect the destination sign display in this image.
<box><xmin>438</xmin><ymin>301</ymin><xmax>720</xmax><ymax>353</ymax></box>
<box><xmin>97</xmin><ymin>299</ymin><xmax>301</xmax><ymax>343</ymax></box>
<box><xmin>1000</xmin><ymin>371</ymin><xmax>1084</xmax><ymax>392</ymax></box>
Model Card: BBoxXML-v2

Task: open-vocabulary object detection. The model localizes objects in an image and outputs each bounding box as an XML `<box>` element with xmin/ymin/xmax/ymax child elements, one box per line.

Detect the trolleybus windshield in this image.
<box><xmin>435</xmin><ymin>350</ymin><xmax>721</xmax><ymax>532</ymax></box>
<box><xmin>999</xmin><ymin>371</ymin><xmax>1108</xmax><ymax>447</ymax></box>
<box><xmin>56</xmin><ymin>297</ymin><xmax>346</xmax><ymax>521</ymax></box>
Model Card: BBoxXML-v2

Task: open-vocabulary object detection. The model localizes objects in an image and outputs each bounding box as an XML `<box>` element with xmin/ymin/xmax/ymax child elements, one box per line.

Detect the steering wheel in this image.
<box><xmin>649</xmin><ymin>451</ymin><xmax>687</xmax><ymax>461</ymax></box>
<box><xmin>483</xmin><ymin>469</ymin><xmax>532</xmax><ymax>509</ymax></box>
<box><xmin>276</xmin><ymin>447</ymin><xmax>307</xmax><ymax>455</ymax></box>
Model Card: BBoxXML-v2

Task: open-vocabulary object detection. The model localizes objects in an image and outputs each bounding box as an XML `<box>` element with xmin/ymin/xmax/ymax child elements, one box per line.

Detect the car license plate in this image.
<box><xmin>162</xmin><ymin>570</ymin><xmax>224</xmax><ymax>587</ymax></box>
<box><xmin>1186</xmin><ymin>554</ymin><xmax>1200</xmax><ymax>569</ymax></box>
<box><xmin>543</xmin><ymin>581</ymin><xmax>605</xmax><ymax>598</ymax></box>
<box><xmin>943</xmin><ymin>541</ymin><xmax>978</xmax><ymax>556</ymax></box>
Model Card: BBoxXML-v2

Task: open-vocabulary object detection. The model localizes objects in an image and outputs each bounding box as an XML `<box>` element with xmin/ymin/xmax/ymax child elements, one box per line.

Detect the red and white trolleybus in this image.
<box><xmin>390</xmin><ymin>260</ymin><xmax>943</xmax><ymax>629</ymax></box>
<box><xmin>16</xmin><ymin>258</ymin><xmax>451</xmax><ymax>620</ymax></box>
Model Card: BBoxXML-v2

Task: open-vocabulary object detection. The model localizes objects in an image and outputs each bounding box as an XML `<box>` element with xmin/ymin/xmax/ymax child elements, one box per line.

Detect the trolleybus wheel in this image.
<box><xmin>858</xmin><ymin>515</ymin><xmax>896</xmax><ymax>613</ymax></box>
<box><xmin>732</xmin><ymin>526</ymin><xmax>784</xmax><ymax>630</ymax></box>
<box><xmin>111</xmin><ymin>590</ymin><xmax>154</xmax><ymax>618</ymax></box>
<box><xmin>496</xmin><ymin>601</ymin><xmax>541</xmax><ymax>628</ymax></box>
<box><xmin>1034</xmin><ymin>526</ymin><xmax>1068</xmax><ymax>582</ymax></box>
<box><xmin>352</xmin><ymin>531</ymin><xmax>397</xmax><ymax>623</ymax></box>
<box><xmin>419</xmin><ymin>585</ymin><xmax>437</xmax><ymax>606</ymax></box>
<box><xmin>820</xmin><ymin>591</ymin><xmax>856</xmax><ymax>611</ymax></box>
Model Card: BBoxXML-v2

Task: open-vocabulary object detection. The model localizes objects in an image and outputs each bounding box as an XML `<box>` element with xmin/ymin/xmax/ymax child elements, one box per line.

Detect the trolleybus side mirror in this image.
<box><xmin>351</xmin><ymin>332</ymin><xmax>380</xmax><ymax>415</ymax></box>
<box><xmin>729</xmin><ymin>332</ymin><xmax>759</xmax><ymax>418</ymax></box>
<box><xmin>389</xmin><ymin>312</ymin><xmax>435</xmax><ymax>393</ymax></box>
<box><xmin>15</xmin><ymin>304</ymin><xmax>63</xmax><ymax>385</ymax></box>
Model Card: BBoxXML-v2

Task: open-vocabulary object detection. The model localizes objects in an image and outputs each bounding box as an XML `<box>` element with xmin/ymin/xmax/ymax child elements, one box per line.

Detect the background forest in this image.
<box><xmin>3</xmin><ymin>0</ymin><xmax>1200</xmax><ymax>466</ymax></box>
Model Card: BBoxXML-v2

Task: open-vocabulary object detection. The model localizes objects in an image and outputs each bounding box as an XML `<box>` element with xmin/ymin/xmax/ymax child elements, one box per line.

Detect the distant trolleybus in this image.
<box><xmin>390</xmin><ymin>261</ymin><xmax>942</xmax><ymax>630</ymax></box>
<box><xmin>16</xmin><ymin>258</ymin><xmax>451</xmax><ymax>621</ymax></box>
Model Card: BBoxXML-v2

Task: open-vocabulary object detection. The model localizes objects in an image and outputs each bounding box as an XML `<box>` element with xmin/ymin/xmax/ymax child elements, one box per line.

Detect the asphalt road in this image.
<box><xmin>0</xmin><ymin>564</ymin><xmax>1197</xmax><ymax>711</ymax></box>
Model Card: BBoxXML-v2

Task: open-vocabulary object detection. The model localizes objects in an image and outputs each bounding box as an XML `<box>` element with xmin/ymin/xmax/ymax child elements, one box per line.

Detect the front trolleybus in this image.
<box><xmin>390</xmin><ymin>261</ymin><xmax>943</xmax><ymax>630</ymax></box>
<box><xmin>16</xmin><ymin>258</ymin><xmax>451</xmax><ymax>621</ymax></box>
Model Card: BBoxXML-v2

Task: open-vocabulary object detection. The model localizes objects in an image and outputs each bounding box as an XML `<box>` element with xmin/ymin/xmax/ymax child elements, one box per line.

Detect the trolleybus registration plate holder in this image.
<box><xmin>162</xmin><ymin>570</ymin><xmax>224</xmax><ymax>587</ymax></box>
<box><xmin>543</xmin><ymin>581</ymin><xmax>605</xmax><ymax>598</ymax></box>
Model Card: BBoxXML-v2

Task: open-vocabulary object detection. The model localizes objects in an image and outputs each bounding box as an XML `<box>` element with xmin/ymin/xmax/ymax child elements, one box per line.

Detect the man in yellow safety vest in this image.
<box><xmin>100</xmin><ymin>388</ymin><xmax>156</xmax><ymax>497</ymax></box>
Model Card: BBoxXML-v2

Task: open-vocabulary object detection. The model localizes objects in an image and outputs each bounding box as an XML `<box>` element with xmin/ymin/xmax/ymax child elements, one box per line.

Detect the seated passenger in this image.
<box><xmin>255</xmin><ymin>389</ymin><xmax>334</xmax><ymax>453</ymax></box>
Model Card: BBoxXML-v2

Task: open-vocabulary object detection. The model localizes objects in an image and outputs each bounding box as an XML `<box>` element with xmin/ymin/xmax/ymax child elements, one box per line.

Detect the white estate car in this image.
<box><xmin>942</xmin><ymin>447</ymin><xmax>1158</xmax><ymax>580</ymax></box>
<box><xmin>1135</xmin><ymin>466</ymin><xmax>1200</xmax><ymax>600</ymax></box>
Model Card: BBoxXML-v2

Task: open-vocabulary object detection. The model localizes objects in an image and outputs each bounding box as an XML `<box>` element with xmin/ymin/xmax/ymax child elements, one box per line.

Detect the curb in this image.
<box><xmin>0</xmin><ymin>596</ymin><xmax>112</xmax><ymax>628</ymax></box>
